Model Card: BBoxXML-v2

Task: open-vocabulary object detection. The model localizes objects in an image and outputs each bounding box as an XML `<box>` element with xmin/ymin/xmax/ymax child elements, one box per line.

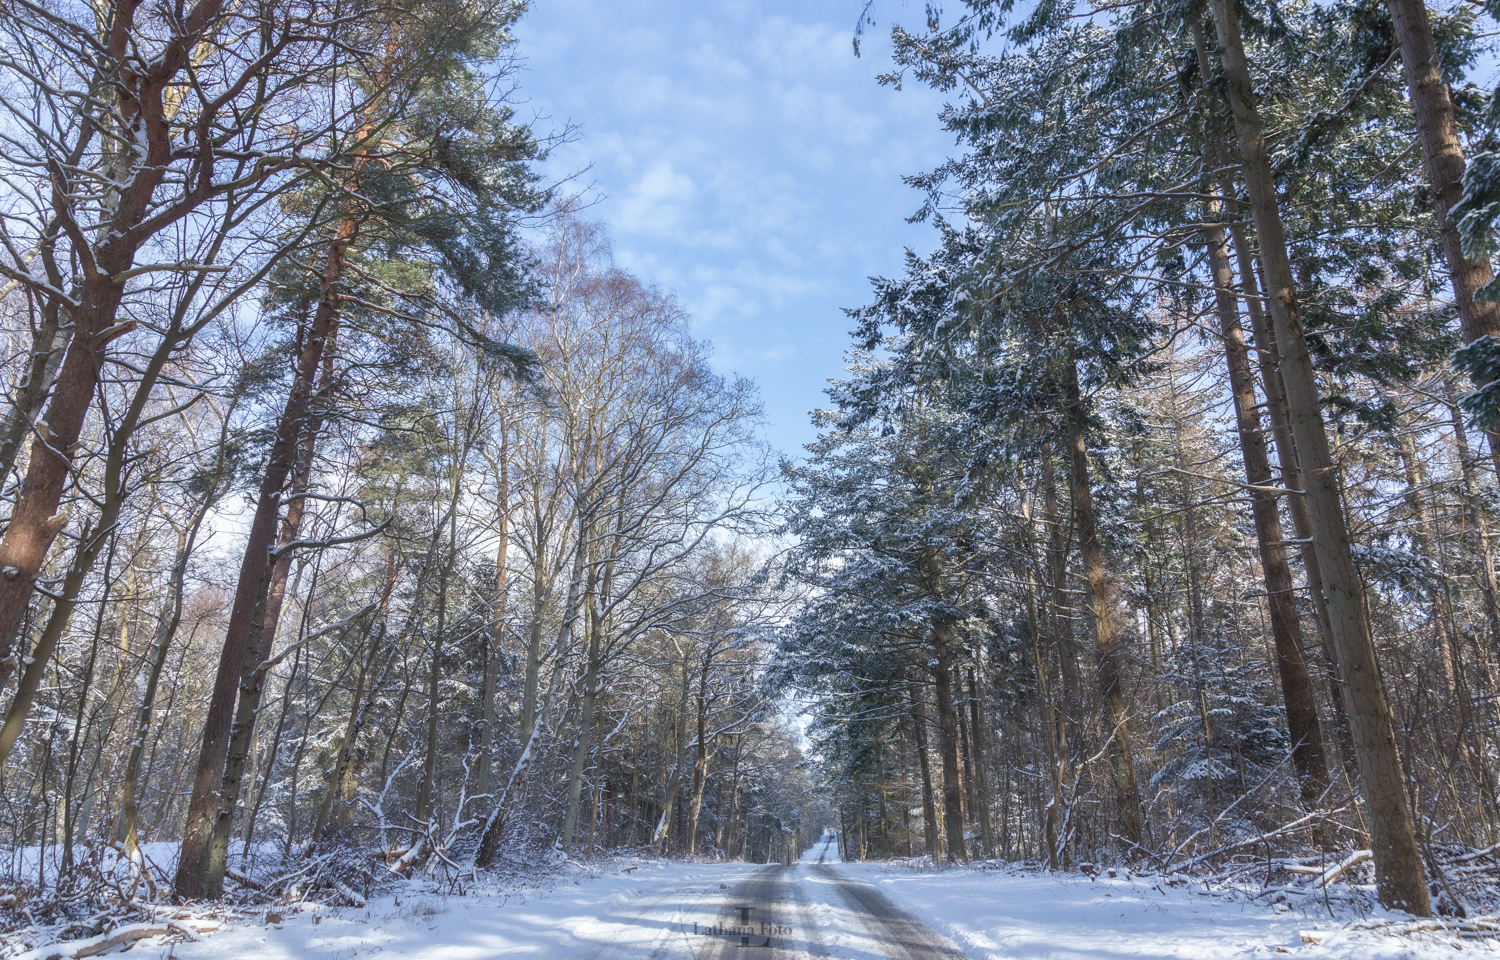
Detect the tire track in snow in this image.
<box><xmin>573</xmin><ymin>866</ymin><xmax>752</xmax><ymax>960</ymax></box>
<box><xmin>786</xmin><ymin>864</ymin><xmax>833</xmax><ymax>959</ymax></box>
<box><xmin>711</xmin><ymin>864</ymin><xmax>796</xmax><ymax>958</ymax></box>
<box><xmin>577</xmin><ymin>844</ymin><xmax>961</xmax><ymax>960</ymax></box>
<box><xmin>811</xmin><ymin>864</ymin><xmax>968</xmax><ymax>960</ymax></box>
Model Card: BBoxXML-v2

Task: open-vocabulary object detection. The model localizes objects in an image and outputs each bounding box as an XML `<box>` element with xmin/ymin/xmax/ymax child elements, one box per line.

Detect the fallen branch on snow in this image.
<box><xmin>13</xmin><ymin>919</ymin><xmax>218</xmax><ymax>960</ymax></box>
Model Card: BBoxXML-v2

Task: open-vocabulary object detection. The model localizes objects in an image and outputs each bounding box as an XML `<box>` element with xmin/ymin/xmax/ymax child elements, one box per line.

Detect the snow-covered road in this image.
<box><xmin>542</xmin><ymin>831</ymin><xmax>964</xmax><ymax>958</ymax></box>
<box><xmin>132</xmin><ymin>833</ymin><xmax>967</xmax><ymax>960</ymax></box>
<box><xmin>88</xmin><ymin>835</ymin><xmax>1481</xmax><ymax>960</ymax></box>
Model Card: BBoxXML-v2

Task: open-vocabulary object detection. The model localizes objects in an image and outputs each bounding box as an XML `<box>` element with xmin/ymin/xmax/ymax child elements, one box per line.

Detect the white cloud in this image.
<box><xmin>515</xmin><ymin>0</ymin><xmax>951</xmax><ymax>456</ymax></box>
<box><xmin>616</xmin><ymin>160</ymin><xmax>697</xmax><ymax>235</ymax></box>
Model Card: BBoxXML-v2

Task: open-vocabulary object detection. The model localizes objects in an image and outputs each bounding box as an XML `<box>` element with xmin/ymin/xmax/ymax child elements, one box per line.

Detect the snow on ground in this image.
<box><xmin>118</xmin><ymin>858</ymin><xmax>767</xmax><ymax>960</ymax></box>
<box><xmin>836</xmin><ymin>856</ymin><xmax>1490</xmax><ymax>959</ymax></box>
<box><xmin>5</xmin><ymin>835</ymin><xmax>1491</xmax><ymax>959</ymax></box>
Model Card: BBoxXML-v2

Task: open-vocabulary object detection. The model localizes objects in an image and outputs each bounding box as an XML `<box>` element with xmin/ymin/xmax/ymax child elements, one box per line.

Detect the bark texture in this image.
<box><xmin>1063</xmin><ymin>364</ymin><xmax>1145</xmax><ymax>849</ymax></box>
<box><xmin>175</xmin><ymin>222</ymin><xmax>352</xmax><ymax>899</ymax></box>
<box><xmin>1205</xmin><ymin>0</ymin><xmax>1432</xmax><ymax>914</ymax></box>
<box><xmin>1200</xmin><ymin>178</ymin><xmax>1331</xmax><ymax>808</ymax></box>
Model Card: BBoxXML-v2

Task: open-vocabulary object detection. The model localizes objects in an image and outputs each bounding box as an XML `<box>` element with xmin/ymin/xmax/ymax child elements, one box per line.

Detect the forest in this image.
<box><xmin>779</xmin><ymin>0</ymin><xmax>1500</xmax><ymax>924</ymax></box>
<box><xmin>0</xmin><ymin>0</ymin><xmax>816</xmax><ymax>921</ymax></box>
<box><xmin>4</xmin><ymin>0</ymin><xmax>1500</xmax><ymax>938</ymax></box>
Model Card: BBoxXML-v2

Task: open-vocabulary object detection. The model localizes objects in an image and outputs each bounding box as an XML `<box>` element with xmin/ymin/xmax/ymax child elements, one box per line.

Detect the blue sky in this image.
<box><xmin>513</xmin><ymin>0</ymin><xmax>955</xmax><ymax>461</ymax></box>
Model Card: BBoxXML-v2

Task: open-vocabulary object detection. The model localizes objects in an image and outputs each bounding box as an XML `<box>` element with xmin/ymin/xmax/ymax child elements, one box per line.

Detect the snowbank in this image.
<box><xmin>835</xmin><ymin>858</ymin><xmax>1492</xmax><ymax>958</ymax></box>
<box><xmin>73</xmin><ymin>857</ymin><xmax>765</xmax><ymax>960</ymax></box>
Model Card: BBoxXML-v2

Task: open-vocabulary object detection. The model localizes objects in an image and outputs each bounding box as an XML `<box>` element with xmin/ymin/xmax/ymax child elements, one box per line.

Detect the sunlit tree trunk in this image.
<box><xmin>176</xmin><ymin>225</ymin><xmax>352</xmax><ymax>899</ymax></box>
<box><xmin>1062</xmin><ymin>359</ymin><xmax>1144</xmax><ymax>849</ymax></box>
<box><xmin>1205</xmin><ymin>0</ymin><xmax>1431</xmax><ymax>913</ymax></box>
<box><xmin>1386</xmin><ymin>0</ymin><xmax>1500</xmax><ymax>471</ymax></box>
<box><xmin>1200</xmin><ymin>172</ymin><xmax>1331</xmax><ymax>808</ymax></box>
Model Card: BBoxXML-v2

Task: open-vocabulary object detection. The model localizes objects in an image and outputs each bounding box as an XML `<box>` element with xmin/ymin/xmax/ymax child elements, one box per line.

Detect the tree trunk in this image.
<box><xmin>1234</xmin><ymin>233</ymin><xmax>1359</xmax><ymax>778</ymax></box>
<box><xmin>685</xmin><ymin>647</ymin><xmax>712</xmax><ymax>856</ymax></box>
<box><xmin>308</xmin><ymin>552</ymin><xmax>399</xmax><ymax>844</ymax></box>
<box><xmin>1200</xmin><ymin>174</ymin><xmax>1332</xmax><ymax>808</ymax></box>
<box><xmin>478</xmin><ymin>420</ymin><xmax>511</xmax><ymax>798</ymax></box>
<box><xmin>1040</xmin><ymin>440</ymin><xmax>1084</xmax><ymax>767</ymax></box>
<box><xmin>0</xmin><ymin>316</ymin><xmax>188</xmax><ymax>770</ymax></box>
<box><xmin>416</xmin><ymin>486</ymin><xmax>462</xmax><ymax>829</ymax></box>
<box><xmin>0</xmin><ymin>300</ymin><xmax>67</xmax><ymax>496</ymax></box>
<box><xmin>1062</xmin><ymin>360</ymin><xmax>1145</xmax><ymax>849</ymax></box>
<box><xmin>1205</xmin><ymin>0</ymin><xmax>1431</xmax><ymax>914</ymax></box>
<box><xmin>965</xmin><ymin>667</ymin><xmax>995</xmax><ymax>857</ymax></box>
<box><xmin>1041</xmin><ymin>437</ymin><xmax>1081</xmax><ymax>866</ymax></box>
<box><xmin>519</xmin><ymin>570</ymin><xmax>552</xmax><ymax>746</ymax></box>
<box><xmin>1020</xmin><ymin>478</ymin><xmax>1064</xmax><ymax>867</ymax></box>
<box><xmin>561</xmin><ymin>566</ymin><xmax>606</xmax><ymax>854</ymax></box>
<box><xmin>175</xmin><ymin>220</ymin><xmax>354</xmax><ymax>900</ymax></box>
<box><xmin>1446</xmin><ymin>395</ymin><xmax>1500</xmax><ymax>644</ymax></box>
<box><xmin>1386</xmin><ymin>0</ymin><xmax>1500</xmax><ymax>481</ymax></box>
<box><xmin>204</xmin><ymin>348</ymin><xmax>341</xmax><ymax>890</ymax></box>
<box><xmin>121</xmin><ymin>468</ymin><xmax>223</xmax><ymax>886</ymax></box>
<box><xmin>909</xmin><ymin>680</ymin><xmax>940</xmax><ymax>859</ymax></box>
<box><xmin>0</xmin><ymin>274</ymin><xmax>125</xmax><ymax>688</ymax></box>
<box><xmin>1190</xmin><ymin>29</ymin><xmax>1358</xmax><ymax>779</ymax></box>
<box><xmin>477</xmin><ymin>529</ymin><xmax>587</xmax><ymax>865</ymax></box>
<box><xmin>921</xmin><ymin>578</ymin><xmax>968</xmax><ymax>863</ymax></box>
<box><xmin>0</xmin><ymin>0</ymin><xmax>233</xmax><ymax>684</ymax></box>
<box><xmin>652</xmin><ymin>643</ymin><xmax>694</xmax><ymax>852</ymax></box>
<box><xmin>1397</xmin><ymin>431</ymin><xmax>1460</xmax><ymax>694</ymax></box>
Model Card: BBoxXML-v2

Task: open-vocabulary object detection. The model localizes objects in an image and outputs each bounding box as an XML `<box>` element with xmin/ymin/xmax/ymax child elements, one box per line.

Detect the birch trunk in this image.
<box><xmin>478</xmin><ymin>420</ymin><xmax>511</xmax><ymax>798</ymax></box>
